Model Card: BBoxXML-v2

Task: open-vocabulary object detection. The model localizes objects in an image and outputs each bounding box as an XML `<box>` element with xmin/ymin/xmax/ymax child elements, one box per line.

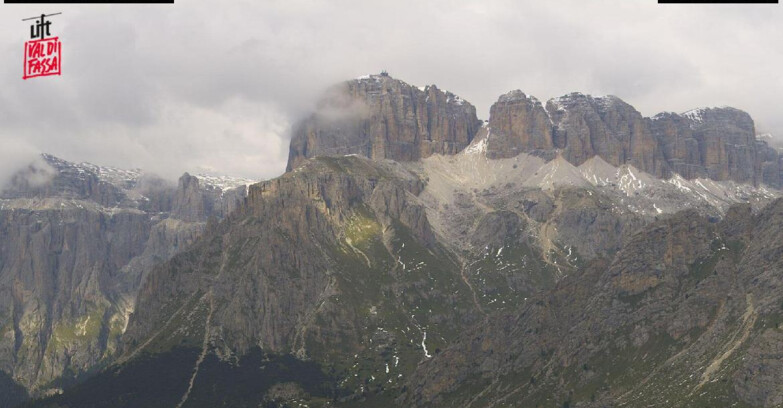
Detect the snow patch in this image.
<box><xmin>194</xmin><ymin>174</ymin><xmax>257</xmax><ymax>193</ymax></box>
<box><xmin>682</xmin><ymin>108</ymin><xmax>705</xmax><ymax>124</ymax></box>
<box><xmin>463</xmin><ymin>137</ymin><xmax>488</xmax><ymax>155</ymax></box>
<box><xmin>422</xmin><ymin>332</ymin><xmax>431</xmax><ymax>358</ymax></box>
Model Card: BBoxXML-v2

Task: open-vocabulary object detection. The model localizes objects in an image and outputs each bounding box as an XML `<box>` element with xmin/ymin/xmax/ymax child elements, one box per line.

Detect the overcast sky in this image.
<box><xmin>0</xmin><ymin>0</ymin><xmax>781</xmax><ymax>184</ymax></box>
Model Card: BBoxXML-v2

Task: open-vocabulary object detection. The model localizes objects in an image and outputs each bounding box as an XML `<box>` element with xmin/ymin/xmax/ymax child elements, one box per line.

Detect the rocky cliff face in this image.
<box><xmin>286</xmin><ymin>73</ymin><xmax>482</xmax><ymax>171</ymax></box>
<box><xmin>549</xmin><ymin>93</ymin><xmax>669</xmax><ymax>177</ymax></box>
<box><xmin>0</xmin><ymin>155</ymin><xmax>252</xmax><ymax>398</ymax></box>
<box><xmin>403</xmin><ymin>201</ymin><xmax>783</xmax><ymax>407</ymax></box>
<box><xmin>293</xmin><ymin>79</ymin><xmax>782</xmax><ymax>188</ymax></box>
<box><xmin>485</xmin><ymin>91</ymin><xmax>553</xmax><ymax>158</ymax></box>
<box><xmin>122</xmin><ymin>156</ymin><xmax>480</xmax><ymax>396</ymax></box>
<box><xmin>755</xmin><ymin>139</ymin><xmax>783</xmax><ymax>188</ymax></box>
<box><xmin>16</xmin><ymin>76</ymin><xmax>783</xmax><ymax>408</ymax></box>
<box><xmin>652</xmin><ymin>107</ymin><xmax>760</xmax><ymax>185</ymax></box>
<box><xmin>172</xmin><ymin>173</ymin><xmax>247</xmax><ymax>222</ymax></box>
<box><xmin>487</xmin><ymin>92</ymin><xmax>783</xmax><ymax>187</ymax></box>
<box><xmin>31</xmin><ymin>148</ymin><xmax>783</xmax><ymax>408</ymax></box>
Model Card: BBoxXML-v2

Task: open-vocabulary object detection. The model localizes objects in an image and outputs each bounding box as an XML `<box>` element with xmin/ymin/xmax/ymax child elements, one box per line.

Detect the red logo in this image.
<box><xmin>23</xmin><ymin>13</ymin><xmax>62</xmax><ymax>80</ymax></box>
<box><xmin>24</xmin><ymin>37</ymin><xmax>61</xmax><ymax>80</ymax></box>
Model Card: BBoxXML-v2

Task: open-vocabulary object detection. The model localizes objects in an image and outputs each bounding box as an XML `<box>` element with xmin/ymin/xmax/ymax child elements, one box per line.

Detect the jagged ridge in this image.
<box><xmin>287</xmin><ymin>75</ymin><xmax>783</xmax><ymax>189</ymax></box>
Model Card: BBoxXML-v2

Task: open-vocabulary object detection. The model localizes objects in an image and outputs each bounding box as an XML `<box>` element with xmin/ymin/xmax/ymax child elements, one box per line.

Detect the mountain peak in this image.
<box><xmin>354</xmin><ymin>71</ymin><xmax>394</xmax><ymax>81</ymax></box>
<box><xmin>497</xmin><ymin>89</ymin><xmax>544</xmax><ymax>106</ymax></box>
<box><xmin>287</xmin><ymin>75</ymin><xmax>481</xmax><ymax>171</ymax></box>
<box><xmin>286</xmin><ymin>76</ymin><xmax>781</xmax><ymax>190</ymax></box>
<box><xmin>488</xmin><ymin>89</ymin><xmax>780</xmax><ymax>188</ymax></box>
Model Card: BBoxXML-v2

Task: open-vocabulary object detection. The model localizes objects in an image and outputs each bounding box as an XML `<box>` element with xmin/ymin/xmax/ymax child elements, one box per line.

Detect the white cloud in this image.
<box><xmin>0</xmin><ymin>138</ymin><xmax>42</xmax><ymax>188</ymax></box>
<box><xmin>0</xmin><ymin>0</ymin><xmax>781</xmax><ymax>181</ymax></box>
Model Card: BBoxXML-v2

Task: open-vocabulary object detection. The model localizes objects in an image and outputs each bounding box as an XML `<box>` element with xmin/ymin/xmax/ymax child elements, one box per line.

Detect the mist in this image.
<box><xmin>0</xmin><ymin>0</ymin><xmax>781</xmax><ymax>183</ymax></box>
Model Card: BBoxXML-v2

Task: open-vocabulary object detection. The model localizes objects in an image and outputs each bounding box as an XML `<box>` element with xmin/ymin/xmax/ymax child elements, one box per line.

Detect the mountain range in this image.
<box><xmin>2</xmin><ymin>73</ymin><xmax>783</xmax><ymax>408</ymax></box>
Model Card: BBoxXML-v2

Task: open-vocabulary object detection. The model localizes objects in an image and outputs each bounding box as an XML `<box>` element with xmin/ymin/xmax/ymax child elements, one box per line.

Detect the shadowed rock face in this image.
<box><xmin>286</xmin><ymin>74</ymin><xmax>482</xmax><ymax>171</ymax></box>
<box><xmin>652</xmin><ymin>107</ymin><xmax>762</xmax><ymax>185</ymax></box>
<box><xmin>12</xmin><ymin>76</ymin><xmax>783</xmax><ymax>408</ymax></box>
<box><xmin>34</xmin><ymin>152</ymin><xmax>783</xmax><ymax>408</ymax></box>
<box><xmin>688</xmin><ymin>107</ymin><xmax>757</xmax><ymax>183</ymax></box>
<box><xmin>292</xmin><ymin>79</ymin><xmax>782</xmax><ymax>188</ymax></box>
<box><xmin>172</xmin><ymin>173</ymin><xmax>247</xmax><ymax>223</ymax></box>
<box><xmin>487</xmin><ymin>92</ymin><xmax>782</xmax><ymax>187</ymax></box>
<box><xmin>120</xmin><ymin>156</ymin><xmax>483</xmax><ymax>406</ymax></box>
<box><xmin>650</xmin><ymin>111</ymin><xmax>706</xmax><ymax>179</ymax></box>
<box><xmin>550</xmin><ymin>93</ymin><xmax>669</xmax><ymax>177</ymax></box>
<box><xmin>402</xmin><ymin>201</ymin><xmax>783</xmax><ymax>407</ymax></box>
<box><xmin>486</xmin><ymin>91</ymin><xmax>553</xmax><ymax>158</ymax></box>
<box><xmin>0</xmin><ymin>155</ymin><xmax>249</xmax><ymax>397</ymax></box>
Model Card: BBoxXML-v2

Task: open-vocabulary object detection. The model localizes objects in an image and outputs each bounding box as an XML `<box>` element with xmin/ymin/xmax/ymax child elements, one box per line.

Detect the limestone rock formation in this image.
<box><xmin>548</xmin><ymin>93</ymin><xmax>669</xmax><ymax>177</ymax></box>
<box><xmin>486</xmin><ymin>90</ymin><xmax>553</xmax><ymax>158</ymax></box>
<box><xmin>0</xmin><ymin>154</ymin><xmax>251</xmax><ymax>397</ymax></box>
<box><xmin>172</xmin><ymin>173</ymin><xmax>247</xmax><ymax>223</ymax></box>
<box><xmin>755</xmin><ymin>140</ymin><xmax>783</xmax><ymax>188</ymax></box>
<box><xmin>13</xmin><ymin>76</ymin><xmax>783</xmax><ymax>408</ymax></box>
<box><xmin>288</xmin><ymin>77</ymin><xmax>782</xmax><ymax>188</ymax></box>
<box><xmin>652</xmin><ymin>107</ymin><xmax>763</xmax><ymax>185</ymax></box>
<box><xmin>403</xmin><ymin>202</ymin><xmax>783</xmax><ymax>407</ymax></box>
<box><xmin>286</xmin><ymin>73</ymin><xmax>482</xmax><ymax>171</ymax></box>
<box><xmin>650</xmin><ymin>111</ymin><xmax>705</xmax><ymax>179</ymax></box>
<box><xmin>485</xmin><ymin>91</ymin><xmax>783</xmax><ymax>187</ymax></box>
